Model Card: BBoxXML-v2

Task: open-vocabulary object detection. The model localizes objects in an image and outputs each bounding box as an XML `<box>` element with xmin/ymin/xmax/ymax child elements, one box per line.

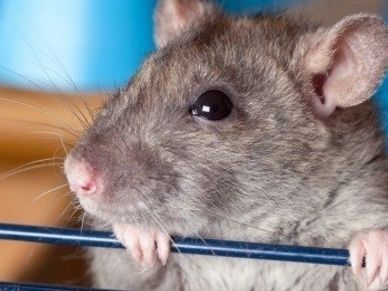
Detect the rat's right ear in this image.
<box><xmin>154</xmin><ymin>0</ymin><xmax>218</xmax><ymax>48</ymax></box>
<box><xmin>303</xmin><ymin>14</ymin><xmax>388</xmax><ymax>119</ymax></box>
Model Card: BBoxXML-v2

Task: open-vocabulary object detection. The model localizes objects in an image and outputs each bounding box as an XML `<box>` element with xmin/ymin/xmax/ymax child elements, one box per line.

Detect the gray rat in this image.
<box><xmin>64</xmin><ymin>0</ymin><xmax>388</xmax><ymax>290</ymax></box>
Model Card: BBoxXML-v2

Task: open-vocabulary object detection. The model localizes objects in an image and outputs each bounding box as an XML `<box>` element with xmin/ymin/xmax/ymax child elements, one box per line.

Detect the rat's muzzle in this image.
<box><xmin>64</xmin><ymin>156</ymin><xmax>102</xmax><ymax>198</ymax></box>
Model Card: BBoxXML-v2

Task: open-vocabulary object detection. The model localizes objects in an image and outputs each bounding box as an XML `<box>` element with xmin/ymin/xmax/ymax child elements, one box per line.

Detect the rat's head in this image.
<box><xmin>64</xmin><ymin>0</ymin><xmax>388</xmax><ymax>234</ymax></box>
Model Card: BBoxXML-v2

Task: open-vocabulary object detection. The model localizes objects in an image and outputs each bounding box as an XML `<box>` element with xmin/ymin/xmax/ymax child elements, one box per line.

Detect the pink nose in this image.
<box><xmin>64</xmin><ymin>157</ymin><xmax>99</xmax><ymax>196</ymax></box>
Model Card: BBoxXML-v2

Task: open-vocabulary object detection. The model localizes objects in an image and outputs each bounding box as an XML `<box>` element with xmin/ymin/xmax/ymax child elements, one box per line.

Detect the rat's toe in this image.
<box><xmin>349</xmin><ymin>234</ymin><xmax>366</xmax><ymax>277</ymax></box>
<box><xmin>156</xmin><ymin>232</ymin><xmax>171</xmax><ymax>265</ymax></box>
<box><xmin>380</xmin><ymin>249</ymin><xmax>388</xmax><ymax>284</ymax></box>
<box><xmin>364</xmin><ymin>237</ymin><xmax>381</xmax><ymax>286</ymax></box>
<box><xmin>125</xmin><ymin>230</ymin><xmax>143</xmax><ymax>264</ymax></box>
<box><xmin>113</xmin><ymin>223</ymin><xmax>143</xmax><ymax>264</ymax></box>
<box><xmin>113</xmin><ymin>224</ymin><xmax>170</xmax><ymax>267</ymax></box>
<box><xmin>139</xmin><ymin>231</ymin><xmax>158</xmax><ymax>266</ymax></box>
<box><xmin>350</xmin><ymin>230</ymin><xmax>388</xmax><ymax>290</ymax></box>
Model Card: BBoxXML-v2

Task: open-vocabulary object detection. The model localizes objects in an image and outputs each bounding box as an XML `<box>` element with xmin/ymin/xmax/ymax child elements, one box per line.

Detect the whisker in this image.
<box><xmin>26</xmin><ymin>20</ymin><xmax>97</xmax><ymax>123</ymax></box>
<box><xmin>31</xmin><ymin>134</ymin><xmax>71</xmax><ymax>157</ymax></box>
<box><xmin>0</xmin><ymin>64</ymin><xmax>55</xmax><ymax>93</ymax></box>
<box><xmin>80</xmin><ymin>212</ymin><xmax>86</xmax><ymax>233</ymax></box>
<box><xmin>52</xmin><ymin>143</ymin><xmax>69</xmax><ymax>163</ymax></box>
<box><xmin>142</xmin><ymin>206</ymin><xmax>181</xmax><ymax>255</ymax></box>
<box><xmin>162</xmin><ymin>206</ymin><xmax>215</xmax><ymax>257</ymax></box>
<box><xmin>65</xmin><ymin>206</ymin><xmax>82</xmax><ymax>227</ymax></box>
<box><xmin>162</xmin><ymin>172</ymin><xmax>276</xmax><ymax>234</ymax></box>
<box><xmin>26</xmin><ymin>130</ymin><xmax>70</xmax><ymax>139</ymax></box>
<box><xmin>0</xmin><ymin>97</ymin><xmax>82</xmax><ymax>134</ymax></box>
<box><xmin>58</xmin><ymin>129</ymin><xmax>70</xmax><ymax>156</ymax></box>
<box><xmin>183</xmin><ymin>206</ymin><xmax>273</xmax><ymax>234</ymax></box>
<box><xmin>113</xmin><ymin>173</ymin><xmax>125</xmax><ymax>186</ymax></box>
<box><xmin>21</xmin><ymin>33</ymin><xmax>92</xmax><ymax>129</ymax></box>
<box><xmin>50</xmin><ymin>196</ymin><xmax>75</xmax><ymax>227</ymax></box>
<box><xmin>0</xmin><ymin>158</ymin><xmax>63</xmax><ymax>177</ymax></box>
<box><xmin>25</xmin><ymin>131</ymin><xmax>73</xmax><ymax>150</ymax></box>
<box><xmin>0</xmin><ymin>162</ymin><xmax>63</xmax><ymax>180</ymax></box>
<box><xmin>31</xmin><ymin>183</ymin><xmax>69</xmax><ymax>203</ymax></box>
<box><xmin>147</xmin><ymin>176</ymin><xmax>178</xmax><ymax>192</ymax></box>
<box><xmin>0</xmin><ymin>66</ymin><xmax>93</xmax><ymax>130</ymax></box>
<box><xmin>119</xmin><ymin>134</ymin><xmax>131</xmax><ymax>154</ymax></box>
<box><xmin>0</xmin><ymin>118</ymin><xmax>81</xmax><ymax>139</ymax></box>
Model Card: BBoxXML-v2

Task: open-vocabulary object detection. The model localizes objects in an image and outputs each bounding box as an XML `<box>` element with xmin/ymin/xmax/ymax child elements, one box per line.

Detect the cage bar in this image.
<box><xmin>0</xmin><ymin>282</ymin><xmax>119</xmax><ymax>291</ymax></box>
<box><xmin>0</xmin><ymin>223</ymin><xmax>350</xmax><ymax>266</ymax></box>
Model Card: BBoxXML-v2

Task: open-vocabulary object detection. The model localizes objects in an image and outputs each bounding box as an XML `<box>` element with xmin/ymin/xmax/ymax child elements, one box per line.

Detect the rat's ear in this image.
<box><xmin>304</xmin><ymin>14</ymin><xmax>388</xmax><ymax>118</ymax></box>
<box><xmin>154</xmin><ymin>0</ymin><xmax>218</xmax><ymax>48</ymax></box>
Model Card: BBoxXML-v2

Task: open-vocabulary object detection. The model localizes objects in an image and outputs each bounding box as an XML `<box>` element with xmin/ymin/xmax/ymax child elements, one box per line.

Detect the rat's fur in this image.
<box><xmin>67</xmin><ymin>5</ymin><xmax>388</xmax><ymax>291</ymax></box>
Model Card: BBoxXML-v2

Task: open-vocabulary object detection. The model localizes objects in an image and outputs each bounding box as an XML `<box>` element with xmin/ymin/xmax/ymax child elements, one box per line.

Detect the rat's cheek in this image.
<box><xmin>76</xmin><ymin>195</ymin><xmax>102</xmax><ymax>216</ymax></box>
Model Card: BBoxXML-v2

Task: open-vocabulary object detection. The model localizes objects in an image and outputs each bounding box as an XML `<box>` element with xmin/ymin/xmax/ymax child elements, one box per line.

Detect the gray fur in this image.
<box><xmin>67</xmin><ymin>7</ymin><xmax>388</xmax><ymax>291</ymax></box>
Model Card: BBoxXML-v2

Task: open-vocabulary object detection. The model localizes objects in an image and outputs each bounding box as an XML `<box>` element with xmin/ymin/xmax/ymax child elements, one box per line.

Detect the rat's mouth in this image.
<box><xmin>65</xmin><ymin>153</ymin><xmax>186</xmax><ymax>230</ymax></box>
<box><xmin>75</xmin><ymin>188</ymin><xmax>212</xmax><ymax>237</ymax></box>
<box><xmin>74</xmin><ymin>190</ymin><xmax>167</xmax><ymax>225</ymax></box>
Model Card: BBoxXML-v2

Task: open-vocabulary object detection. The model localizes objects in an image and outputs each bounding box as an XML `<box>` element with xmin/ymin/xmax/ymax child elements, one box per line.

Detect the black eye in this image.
<box><xmin>189</xmin><ymin>90</ymin><xmax>233</xmax><ymax>121</ymax></box>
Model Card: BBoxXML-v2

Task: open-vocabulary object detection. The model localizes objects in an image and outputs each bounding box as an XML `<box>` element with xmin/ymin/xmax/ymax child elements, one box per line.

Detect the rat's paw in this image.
<box><xmin>349</xmin><ymin>230</ymin><xmax>388</xmax><ymax>290</ymax></box>
<box><xmin>113</xmin><ymin>223</ymin><xmax>171</xmax><ymax>267</ymax></box>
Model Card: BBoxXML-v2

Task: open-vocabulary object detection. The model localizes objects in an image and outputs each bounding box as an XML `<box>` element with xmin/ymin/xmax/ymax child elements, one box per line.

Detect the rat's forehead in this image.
<box><xmin>142</xmin><ymin>14</ymin><xmax>303</xmax><ymax>75</ymax></box>
<box><xmin>118</xmin><ymin>14</ymin><xmax>305</xmax><ymax>110</ymax></box>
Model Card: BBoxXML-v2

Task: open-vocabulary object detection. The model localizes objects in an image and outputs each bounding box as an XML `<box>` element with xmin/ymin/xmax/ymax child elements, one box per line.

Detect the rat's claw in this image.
<box><xmin>349</xmin><ymin>230</ymin><xmax>388</xmax><ymax>290</ymax></box>
<box><xmin>156</xmin><ymin>231</ymin><xmax>170</xmax><ymax>266</ymax></box>
<box><xmin>113</xmin><ymin>223</ymin><xmax>171</xmax><ymax>267</ymax></box>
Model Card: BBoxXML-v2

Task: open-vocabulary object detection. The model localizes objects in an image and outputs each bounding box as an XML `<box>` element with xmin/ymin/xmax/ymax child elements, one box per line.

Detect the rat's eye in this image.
<box><xmin>189</xmin><ymin>90</ymin><xmax>233</xmax><ymax>121</ymax></box>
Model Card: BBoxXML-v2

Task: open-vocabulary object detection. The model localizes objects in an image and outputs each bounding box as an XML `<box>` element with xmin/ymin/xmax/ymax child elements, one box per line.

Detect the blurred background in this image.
<box><xmin>0</xmin><ymin>0</ymin><xmax>386</xmax><ymax>288</ymax></box>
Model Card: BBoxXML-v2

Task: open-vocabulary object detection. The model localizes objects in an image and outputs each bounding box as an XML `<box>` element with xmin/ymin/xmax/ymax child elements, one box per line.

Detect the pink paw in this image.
<box><xmin>113</xmin><ymin>223</ymin><xmax>171</xmax><ymax>266</ymax></box>
<box><xmin>349</xmin><ymin>230</ymin><xmax>388</xmax><ymax>290</ymax></box>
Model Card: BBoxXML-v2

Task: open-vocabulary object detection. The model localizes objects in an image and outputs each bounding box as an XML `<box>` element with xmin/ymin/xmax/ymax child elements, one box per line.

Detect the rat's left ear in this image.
<box><xmin>303</xmin><ymin>14</ymin><xmax>388</xmax><ymax>118</ymax></box>
<box><xmin>154</xmin><ymin>0</ymin><xmax>218</xmax><ymax>48</ymax></box>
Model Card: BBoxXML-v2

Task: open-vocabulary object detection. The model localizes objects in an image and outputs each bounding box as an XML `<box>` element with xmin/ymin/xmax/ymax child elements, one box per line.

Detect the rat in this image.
<box><xmin>64</xmin><ymin>0</ymin><xmax>388</xmax><ymax>290</ymax></box>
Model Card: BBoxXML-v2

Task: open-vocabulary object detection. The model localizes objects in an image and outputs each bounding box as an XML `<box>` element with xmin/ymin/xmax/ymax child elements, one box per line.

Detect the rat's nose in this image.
<box><xmin>64</xmin><ymin>157</ymin><xmax>100</xmax><ymax>197</ymax></box>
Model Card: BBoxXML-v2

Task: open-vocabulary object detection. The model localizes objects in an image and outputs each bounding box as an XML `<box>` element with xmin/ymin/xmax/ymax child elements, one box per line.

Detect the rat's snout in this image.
<box><xmin>64</xmin><ymin>156</ymin><xmax>101</xmax><ymax>197</ymax></box>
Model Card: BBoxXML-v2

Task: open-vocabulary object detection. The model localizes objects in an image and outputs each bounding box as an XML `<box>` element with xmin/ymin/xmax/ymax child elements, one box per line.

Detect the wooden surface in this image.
<box><xmin>0</xmin><ymin>86</ymin><xmax>103</xmax><ymax>285</ymax></box>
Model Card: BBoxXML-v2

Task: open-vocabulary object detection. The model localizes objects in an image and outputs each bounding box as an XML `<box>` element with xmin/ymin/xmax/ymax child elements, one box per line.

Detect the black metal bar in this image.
<box><xmin>0</xmin><ymin>282</ymin><xmax>120</xmax><ymax>291</ymax></box>
<box><xmin>0</xmin><ymin>223</ymin><xmax>350</xmax><ymax>266</ymax></box>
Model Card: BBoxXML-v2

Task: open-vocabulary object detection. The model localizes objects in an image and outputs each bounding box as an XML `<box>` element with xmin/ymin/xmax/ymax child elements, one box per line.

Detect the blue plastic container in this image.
<box><xmin>0</xmin><ymin>0</ymin><xmax>299</xmax><ymax>92</ymax></box>
<box><xmin>0</xmin><ymin>0</ymin><xmax>156</xmax><ymax>91</ymax></box>
<box><xmin>374</xmin><ymin>3</ymin><xmax>388</xmax><ymax>147</ymax></box>
<box><xmin>375</xmin><ymin>79</ymin><xmax>388</xmax><ymax>142</ymax></box>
